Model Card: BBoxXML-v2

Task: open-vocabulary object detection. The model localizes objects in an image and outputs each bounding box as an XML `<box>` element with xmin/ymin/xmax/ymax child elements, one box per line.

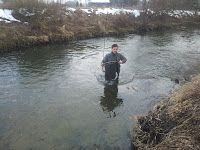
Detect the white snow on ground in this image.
<box><xmin>67</xmin><ymin>7</ymin><xmax>199</xmax><ymax>18</ymax></box>
<box><xmin>0</xmin><ymin>9</ymin><xmax>21</xmax><ymax>23</ymax></box>
<box><xmin>81</xmin><ymin>8</ymin><xmax>93</xmax><ymax>14</ymax></box>
<box><xmin>19</xmin><ymin>8</ymin><xmax>36</xmax><ymax>17</ymax></box>
<box><xmin>67</xmin><ymin>7</ymin><xmax>76</xmax><ymax>12</ymax></box>
<box><xmin>168</xmin><ymin>10</ymin><xmax>196</xmax><ymax>18</ymax></box>
<box><xmin>70</xmin><ymin>7</ymin><xmax>141</xmax><ymax>16</ymax></box>
<box><xmin>95</xmin><ymin>8</ymin><xmax>141</xmax><ymax>16</ymax></box>
<box><xmin>0</xmin><ymin>7</ymin><xmax>200</xmax><ymax>23</ymax></box>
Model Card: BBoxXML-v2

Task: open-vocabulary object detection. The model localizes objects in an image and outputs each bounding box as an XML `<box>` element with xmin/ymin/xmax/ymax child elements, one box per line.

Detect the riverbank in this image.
<box><xmin>1</xmin><ymin>4</ymin><xmax>200</xmax><ymax>52</ymax></box>
<box><xmin>132</xmin><ymin>74</ymin><xmax>200</xmax><ymax>149</ymax></box>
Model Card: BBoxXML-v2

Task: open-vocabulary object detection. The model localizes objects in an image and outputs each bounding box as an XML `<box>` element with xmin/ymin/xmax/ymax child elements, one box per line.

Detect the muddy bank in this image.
<box><xmin>132</xmin><ymin>74</ymin><xmax>200</xmax><ymax>149</ymax></box>
<box><xmin>0</xmin><ymin>21</ymin><xmax>196</xmax><ymax>53</ymax></box>
<box><xmin>0</xmin><ymin>22</ymin><xmax>139</xmax><ymax>52</ymax></box>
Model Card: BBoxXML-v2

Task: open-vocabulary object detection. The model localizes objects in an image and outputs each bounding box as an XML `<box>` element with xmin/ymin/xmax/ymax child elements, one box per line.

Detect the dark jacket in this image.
<box><xmin>102</xmin><ymin>52</ymin><xmax>127</xmax><ymax>80</ymax></box>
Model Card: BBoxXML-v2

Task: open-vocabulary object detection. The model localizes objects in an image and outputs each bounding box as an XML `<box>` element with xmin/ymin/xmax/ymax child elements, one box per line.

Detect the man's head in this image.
<box><xmin>111</xmin><ymin>44</ymin><xmax>118</xmax><ymax>54</ymax></box>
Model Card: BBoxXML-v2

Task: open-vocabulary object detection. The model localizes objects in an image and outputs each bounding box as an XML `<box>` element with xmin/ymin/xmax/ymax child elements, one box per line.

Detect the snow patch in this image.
<box><xmin>1</xmin><ymin>7</ymin><xmax>200</xmax><ymax>24</ymax></box>
<box><xmin>168</xmin><ymin>10</ymin><xmax>196</xmax><ymax>18</ymax></box>
<box><xmin>19</xmin><ymin>8</ymin><xmax>35</xmax><ymax>16</ymax></box>
<box><xmin>0</xmin><ymin>9</ymin><xmax>21</xmax><ymax>23</ymax></box>
<box><xmin>67</xmin><ymin>7</ymin><xmax>141</xmax><ymax>17</ymax></box>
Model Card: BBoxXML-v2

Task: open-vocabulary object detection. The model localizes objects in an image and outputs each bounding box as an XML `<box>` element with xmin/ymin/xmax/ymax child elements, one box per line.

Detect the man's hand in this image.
<box><xmin>118</xmin><ymin>60</ymin><xmax>123</xmax><ymax>64</ymax></box>
<box><xmin>101</xmin><ymin>63</ymin><xmax>105</xmax><ymax>67</ymax></box>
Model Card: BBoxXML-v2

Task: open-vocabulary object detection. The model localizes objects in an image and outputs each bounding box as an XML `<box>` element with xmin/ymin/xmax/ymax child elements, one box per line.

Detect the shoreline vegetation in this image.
<box><xmin>1</xmin><ymin>1</ymin><xmax>200</xmax><ymax>52</ymax></box>
<box><xmin>132</xmin><ymin>74</ymin><xmax>200</xmax><ymax>149</ymax></box>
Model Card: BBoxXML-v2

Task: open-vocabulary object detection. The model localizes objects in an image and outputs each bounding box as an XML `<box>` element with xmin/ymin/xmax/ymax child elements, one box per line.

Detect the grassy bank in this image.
<box><xmin>0</xmin><ymin>12</ymin><xmax>138</xmax><ymax>52</ymax></box>
<box><xmin>0</xmin><ymin>2</ymin><xmax>139</xmax><ymax>52</ymax></box>
<box><xmin>1</xmin><ymin>1</ymin><xmax>200</xmax><ymax>52</ymax></box>
<box><xmin>132</xmin><ymin>74</ymin><xmax>200</xmax><ymax>149</ymax></box>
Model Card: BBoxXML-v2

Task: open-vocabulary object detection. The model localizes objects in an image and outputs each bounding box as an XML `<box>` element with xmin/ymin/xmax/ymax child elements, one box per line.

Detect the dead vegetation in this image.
<box><xmin>0</xmin><ymin>5</ymin><xmax>140</xmax><ymax>52</ymax></box>
<box><xmin>132</xmin><ymin>74</ymin><xmax>200</xmax><ymax>149</ymax></box>
<box><xmin>1</xmin><ymin>0</ymin><xmax>200</xmax><ymax>52</ymax></box>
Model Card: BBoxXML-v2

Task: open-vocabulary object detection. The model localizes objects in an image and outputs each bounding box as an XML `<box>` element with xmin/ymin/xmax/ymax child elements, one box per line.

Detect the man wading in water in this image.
<box><xmin>101</xmin><ymin>44</ymin><xmax>127</xmax><ymax>82</ymax></box>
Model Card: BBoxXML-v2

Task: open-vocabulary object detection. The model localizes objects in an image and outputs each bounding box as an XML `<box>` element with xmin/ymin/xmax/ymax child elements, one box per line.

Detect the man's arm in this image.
<box><xmin>119</xmin><ymin>54</ymin><xmax>127</xmax><ymax>64</ymax></box>
<box><xmin>101</xmin><ymin>54</ymin><xmax>108</xmax><ymax>66</ymax></box>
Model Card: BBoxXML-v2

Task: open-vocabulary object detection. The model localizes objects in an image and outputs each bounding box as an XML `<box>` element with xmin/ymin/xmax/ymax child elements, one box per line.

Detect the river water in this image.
<box><xmin>1</xmin><ymin>30</ymin><xmax>200</xmax><ymax>150</ymax></box>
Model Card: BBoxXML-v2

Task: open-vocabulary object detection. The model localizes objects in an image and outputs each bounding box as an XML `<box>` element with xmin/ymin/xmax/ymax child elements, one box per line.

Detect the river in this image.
<box><xmin>0</xmin><ymin>29</ymin><xmax>200</xmax><ymax>150</ymax></box>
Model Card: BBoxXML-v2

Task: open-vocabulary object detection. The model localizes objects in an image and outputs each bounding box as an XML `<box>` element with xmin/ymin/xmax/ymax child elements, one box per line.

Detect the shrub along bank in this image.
<box><xmin>0</xmin><ymin>3</ymin><xmax>140</xmax><ymax>52</ymax></box>
<box><xmin>132</xmin><ymin>74</ymin><xmax>200</xmax><ymax>149</ymax></box>
<box><xmin>1</xmin><ymin>1</ymin><xmax>200</xmax><ymax>52</ymax></box>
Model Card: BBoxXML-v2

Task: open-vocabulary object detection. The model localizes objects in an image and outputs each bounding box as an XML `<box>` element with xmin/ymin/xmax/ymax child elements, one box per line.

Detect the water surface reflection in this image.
<box><xmin>1</xmin><ymin>29</ymin><xmax>200</xmax><ymax>150</ymax></box>
<box><xmin>100</xmin><ymin>85</ymin><xmax>123</xmax><ymax>118</ymax></box>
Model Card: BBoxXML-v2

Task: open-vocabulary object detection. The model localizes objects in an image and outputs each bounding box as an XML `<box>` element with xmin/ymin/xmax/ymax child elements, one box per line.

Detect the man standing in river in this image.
<box><xmin>101</xmin><ymin>44</ymin><xmax>127</xmax><ymax>81</ymax></box>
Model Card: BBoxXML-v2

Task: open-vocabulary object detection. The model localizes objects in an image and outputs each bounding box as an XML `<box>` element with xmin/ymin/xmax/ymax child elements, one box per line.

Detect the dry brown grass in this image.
<box><xmin>132</xmin><ymin>75</ymin><xmax>200</xmax><ymax>150</ymax></box>
<box><xmin>1</xmin><ymin>1</ymin><xmax>200</xmax><ymax>52</ymax></box>
<box><xmin>0</xmin><ymin>4</ymin><xmax>143</xmax><ymax>51</ymax></box>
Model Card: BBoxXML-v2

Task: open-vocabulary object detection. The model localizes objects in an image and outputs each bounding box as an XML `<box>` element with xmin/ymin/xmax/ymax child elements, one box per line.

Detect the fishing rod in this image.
<box><xmin>102</xmin><ymin>9</ymin><xmax>109</xmax><ymax>72</ymax></box>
